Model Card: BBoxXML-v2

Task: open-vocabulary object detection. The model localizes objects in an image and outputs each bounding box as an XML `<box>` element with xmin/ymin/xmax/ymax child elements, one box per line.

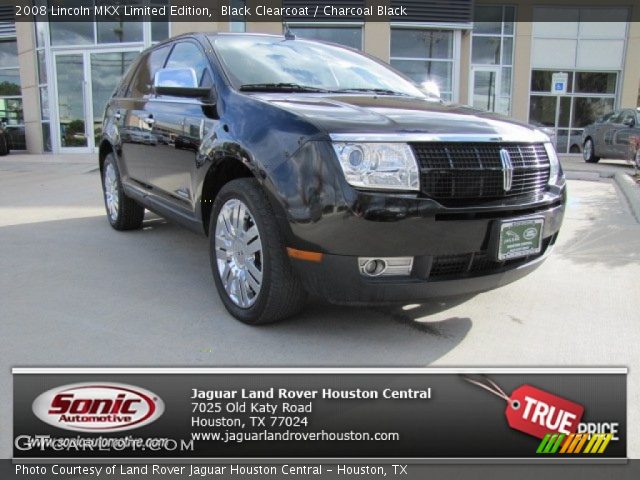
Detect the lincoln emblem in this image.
<box><xmin>500</xmin><ymin>148</ymin><xmax>514</xmax><ymax>192</ymax></box>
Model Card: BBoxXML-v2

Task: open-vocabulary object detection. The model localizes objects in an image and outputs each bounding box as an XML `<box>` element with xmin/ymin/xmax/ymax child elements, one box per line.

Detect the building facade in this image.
<box><xmin>9</xmin><ymin>0</ymin><xmax>640</xmax><ymax>154</ymax></box>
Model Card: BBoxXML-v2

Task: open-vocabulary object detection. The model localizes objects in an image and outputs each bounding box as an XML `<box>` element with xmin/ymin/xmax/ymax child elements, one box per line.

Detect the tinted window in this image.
<box><xmin>575</xmin><ymin>72</ymin><xmax>617</xmax><ymax>94</ymax></box>
<box><xmin>620</xmin><ymin>110</ymin><xmax>636</xmax><ymax>125</ymax></box>
<box><xmin>165</xmin><ymin>42</ymin><xmax>212</xmax><ymax>88</ymax></box>
<box><xmin>128</xmin><ymin>45</ymin><xmax>170</xmax><ymax>98</ymax></box>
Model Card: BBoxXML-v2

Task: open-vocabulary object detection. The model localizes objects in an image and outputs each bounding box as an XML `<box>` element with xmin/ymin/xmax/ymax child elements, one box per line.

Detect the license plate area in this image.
<box><xmin>496</xmin><ymin>217</ymin><xmax>544</xmax><ymax>261</ymax></box>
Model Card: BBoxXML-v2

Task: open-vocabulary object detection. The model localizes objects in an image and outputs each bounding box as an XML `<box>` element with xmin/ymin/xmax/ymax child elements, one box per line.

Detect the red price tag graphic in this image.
<box><xmin>506</xmin><ymin>385</ymin><xmax>584</xmax><ymax>439</ymax></box>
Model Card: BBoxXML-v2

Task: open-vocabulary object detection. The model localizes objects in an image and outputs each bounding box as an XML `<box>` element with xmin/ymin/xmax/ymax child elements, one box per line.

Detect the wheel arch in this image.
<box><xmin>98</xmin><ymin>139</ymin><xmax>116</xmax><ymax>175</ymax></box>
<box><xmin>199</xmin><ymin>157</ymin><xmax>257</xmax><ymax>236</ymax></box>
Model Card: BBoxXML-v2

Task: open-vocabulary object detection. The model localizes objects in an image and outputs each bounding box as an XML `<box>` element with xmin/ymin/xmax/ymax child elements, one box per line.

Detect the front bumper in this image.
<box><xmin>288</xmin><ymin>200</ymin><xmax>564</xmax><ymax>305</ymax></box>
<box><xmin>291</xmin><ymin>244</ymin><xmax>554</xmax><ymax>305</ymax></box>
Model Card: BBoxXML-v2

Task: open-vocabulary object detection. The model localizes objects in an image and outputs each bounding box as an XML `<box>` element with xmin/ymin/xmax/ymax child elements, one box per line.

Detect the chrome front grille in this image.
<box><xmin>411</xmin><ymin>143</ymin><xmax>550</xmax><ymax>202</ymax></box>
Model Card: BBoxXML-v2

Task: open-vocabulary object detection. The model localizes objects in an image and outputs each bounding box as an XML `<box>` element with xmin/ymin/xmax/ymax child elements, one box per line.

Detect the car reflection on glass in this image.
<box><xmin>582</xmin><ymin>108</ymin><xmax>640</xmax><ymax>165</ymax></box>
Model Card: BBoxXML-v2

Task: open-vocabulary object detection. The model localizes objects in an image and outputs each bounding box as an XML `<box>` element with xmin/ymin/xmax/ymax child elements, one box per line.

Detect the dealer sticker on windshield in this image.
<box><xmin>497</xmin><ymin>218</ymin><xmax>544</xmax><ymax>261</ymax></box>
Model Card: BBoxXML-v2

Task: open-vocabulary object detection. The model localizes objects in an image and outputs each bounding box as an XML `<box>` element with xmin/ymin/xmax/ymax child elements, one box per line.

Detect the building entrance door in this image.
<box><xmin>53</xmin><ymin>49</ymin><xmax>139</xmax><ymax>153</ymax></box>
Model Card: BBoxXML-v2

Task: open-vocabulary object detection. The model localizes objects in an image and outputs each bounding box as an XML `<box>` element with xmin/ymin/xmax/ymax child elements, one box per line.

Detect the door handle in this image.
<box><xmin>144</xmin><ymin>116</ymin><xmax>155</xmax><ymax>126</ymax></box>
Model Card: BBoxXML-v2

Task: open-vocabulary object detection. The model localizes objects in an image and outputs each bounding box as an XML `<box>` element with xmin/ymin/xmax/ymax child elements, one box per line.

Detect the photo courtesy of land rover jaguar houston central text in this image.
<box><xmin>99</xmin><ymin>33</ymin><xmax>566</xmax><ymax>324</ymax></box>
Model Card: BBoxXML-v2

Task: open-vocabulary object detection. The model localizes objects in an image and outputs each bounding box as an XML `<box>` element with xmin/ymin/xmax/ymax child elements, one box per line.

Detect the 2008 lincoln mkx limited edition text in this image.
<box><xmin>99</xmin><ymin>33</ymin><xmax>566</xmax><ymax>324</ymax></box>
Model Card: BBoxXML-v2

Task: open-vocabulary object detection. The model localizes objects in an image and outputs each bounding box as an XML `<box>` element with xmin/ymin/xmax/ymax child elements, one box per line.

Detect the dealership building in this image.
<box><xmin>4</xmin><ymin>0</ymin><xmax>640</xmax><ymax>154</ymax></box>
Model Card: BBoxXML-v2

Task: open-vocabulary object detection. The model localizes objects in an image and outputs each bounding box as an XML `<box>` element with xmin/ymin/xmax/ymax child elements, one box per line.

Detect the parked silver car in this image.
<box><xmin>582</xmin><ymin>108</ymin><xmax>640</xmax><ymax>165</ymax></box>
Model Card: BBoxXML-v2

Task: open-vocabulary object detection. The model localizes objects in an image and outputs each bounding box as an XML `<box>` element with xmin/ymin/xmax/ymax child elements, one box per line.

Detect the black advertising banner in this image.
<box><xmin>12</xmin><ymin>368</ymin><xmax>626</xmax><ymax>461</ymax></box>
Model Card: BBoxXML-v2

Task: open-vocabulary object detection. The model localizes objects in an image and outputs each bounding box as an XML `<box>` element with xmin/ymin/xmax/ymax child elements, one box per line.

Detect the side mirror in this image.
<box><xmin>623</xmin><ymin>117</ymin><xmax>636</xmax><ymax>127</ymax></box>
<box><xmin>154</xmin><ymin>68</ymin><xmax>213</xmax><ymax>102</ymax></box>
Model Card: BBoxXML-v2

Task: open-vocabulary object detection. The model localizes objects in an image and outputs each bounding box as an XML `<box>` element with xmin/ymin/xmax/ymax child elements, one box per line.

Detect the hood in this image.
<box><xmin>252</xmin><ymin>93</ymin><xmax>548</xmax><ymax>142</ymax></box>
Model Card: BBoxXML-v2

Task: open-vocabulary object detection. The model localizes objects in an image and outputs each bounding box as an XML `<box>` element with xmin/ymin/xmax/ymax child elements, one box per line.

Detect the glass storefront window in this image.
<box><xmin>501</xmin><ymin>37</ymin><xmax>513</xmax><ymax>64</ymax></box>
<box><xmin>152</xmin><ymin>21</ymin><xmax>169</xmax><ymax>41</ymax></box>
<box><xmin>391</xmin><ymin>59</ymin><xmax>453</xmax><ymax>92</ymax></box>
<box><xmin>501</xmin><ymin>67</ymin><xmax>512</xmax><ymax>96</ymax></box>
<box><xmin>97</xmin><ymin>21</ymin><xmax>143</xmax><ymax>44</ymax></box>
<box><xmin>36</xmin><ymin>22</ymin><xmax>47</xmax><ymax>48</ymax></box>
<box><xmin>529</xmin><ymin>96</ymin><xmax>557</xmax><ymax>127</ymax></box>
<box><xmin>289</xmin><ymin>27</ymin><xmax>363</xmax><ymax>50</ymax></box>
<box><xmin>0</xmin><ymin>40</ymin><xmax>24</xmax><ymax>149</ymax></box>
<box><xmin>473</xmin><ymin>6</ymin><xmax>503</xmax><ymax>34</ymax></box>
<box><xmin>0</xmin><ymin>69</ymin><xmax>21</xmax><ymax>95</ymax></box>
<box><xmin>391</xmin><ymin>29</ymin><xmax>453</xmax><ymax>59</ymax></box>
<box><xmin>572</xmin><ymin>97</ymin><xmax>615</xmax><ymax>128</ymax></box>
<box><xmin>472</xmin><ymin>36</ymin><xmax>501</xmax><ymax>65</ymax></box>
<box><xmin>37</xmin><ymin>50</ymin><xmax>47</xmax><ymax>84</ymax></box>
<box><xmin>390</xmin><ymin>29</ymin><xmax>455</xmax><ymax>101</ymax></box>
<box><xmin>531</xmin><ymin>70</ymin><xmax>574</xmax><ymax>93</ymax></box>
<box><xmin>0</xmin><ymin>41</ymin><xmax>18</xmax><ymax>67</ymax></box>
<box><xmin>55</xmin><ymin>54</ymin><xmax>87</xmax><ymax>147</ymax></box>
<box><xmin>529</xmin><ymin>70</ymin><xmax>617</xmax><ymax>152</ymax></box>
<box><xmin>503</xmin><ymin>6</ymin><xmax>515</xmax><ymax>34</ymax></box>
<box><xmin>39</xmin><ymin>87</ymin><xmax>49</xmax><ymax>120</ymax></box>
<box><xmin>575</xmin><ymin>72</ymin><xmax>617</xmax><ymax>94</ymax></box>
<box><xmin>50</xmin><ymin>22</ymin><xmax>94</xmax><ymax>46</ymax></box>
<box><xmin>471</xmin><ymin>6</ymin><xmax>515</xmax><ymax>115</ymax></box>
<box><xmin>42</xmin><ymin>122</ymin><xmax>52</xmax><ymax>152</ymax></box>
<box><xmin>0</xmin><ymin>98</ymin><xmax>24</xmax><ymax>125</ymax></box>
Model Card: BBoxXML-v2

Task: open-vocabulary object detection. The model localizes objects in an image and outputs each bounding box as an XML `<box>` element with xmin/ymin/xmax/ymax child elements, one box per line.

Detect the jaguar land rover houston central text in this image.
<box><xmin>99</xmin><ymin>33</ymin><xmax>565</xmax><ymax>324</ymax></box>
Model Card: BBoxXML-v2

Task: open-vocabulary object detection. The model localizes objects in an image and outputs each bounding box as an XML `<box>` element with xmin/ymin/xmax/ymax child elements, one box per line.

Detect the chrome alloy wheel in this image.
<box><xmin>104</xmin><ymin>163</ymin><xmax>119</xmax><ymax>222</ymax></box>
<box><xmin>583</xmin><ymin>139</ymin><xmax>592</xmax><ymax>160</ymax></box>
<box><xmin>214</xmin><ymin>199</ymin><xmax>263</xmax><ymax>308</ymax></box>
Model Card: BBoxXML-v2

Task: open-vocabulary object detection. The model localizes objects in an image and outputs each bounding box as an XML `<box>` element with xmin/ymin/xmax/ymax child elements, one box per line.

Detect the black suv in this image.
<box><xmin>100</xmin><ymin>33</ymin><xmax>566</xmax><ymax>324</ymax></box>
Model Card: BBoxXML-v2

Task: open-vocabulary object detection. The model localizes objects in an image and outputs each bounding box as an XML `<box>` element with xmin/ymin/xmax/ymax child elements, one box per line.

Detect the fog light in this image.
<box><xmin>359</xmin><ymin>257</ymin><xmax>413</xmax><ymax>277</ymax></box>
<box><xmin>361</xmin><ymin>259</ymin><xmax>387</xmax><ymax>276</ymax></box>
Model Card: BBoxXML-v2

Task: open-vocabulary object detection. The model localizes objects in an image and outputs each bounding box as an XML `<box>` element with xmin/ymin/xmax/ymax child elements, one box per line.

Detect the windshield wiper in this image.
<box><xmin>239</xmin><ymin>83</ymin><xmax>330</xmax><ymax>93</ymax></box>
<box><xmin>330</xmin><ymin>88</ymin><xmax>411</xmax><ymax>96</ymax></box>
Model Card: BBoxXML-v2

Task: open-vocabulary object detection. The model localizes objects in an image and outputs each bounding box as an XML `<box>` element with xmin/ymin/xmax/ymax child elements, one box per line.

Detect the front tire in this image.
<box><xmin>209</xmin><ymin>178</ymin><xmax>306</xmax><ymax>324</ymax></box>
<box><xmin>102</xmin><ymin>153</ymin><xmax>145</xmax><ymax>230</ymax></box>
<box><xmin>583</xmin><ymin>138</ymin><xmax>600</xmax><ymax>163</ymax></box>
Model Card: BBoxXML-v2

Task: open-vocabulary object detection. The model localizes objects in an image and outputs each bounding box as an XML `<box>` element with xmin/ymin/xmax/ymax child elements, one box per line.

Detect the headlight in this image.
<box><xmin>331</xmin><ymin>142</ymin><xmax>420</xmax><ymax>191</ymax></box>
<box><xmin>544</xmin><ymin>142</ymin><xmax>560</xmax><ymax>184</ymax></box>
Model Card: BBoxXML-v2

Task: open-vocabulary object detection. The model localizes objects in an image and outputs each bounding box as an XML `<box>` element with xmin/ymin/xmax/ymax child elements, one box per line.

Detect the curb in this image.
<box><xmin>614</xmin><ymin>171</ymin><xmax>640</xmax><ymax>223</ymax></box>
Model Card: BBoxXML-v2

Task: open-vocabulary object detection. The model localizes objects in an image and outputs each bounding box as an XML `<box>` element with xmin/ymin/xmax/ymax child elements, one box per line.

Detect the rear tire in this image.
<box><xmin>209</xmin><ymin>178</ymin><xmax>307</xmax><ymax>324</ymax></box>
<box><xmin>583</xmin><ymin>138</ymin><xmax>600</xmax><ymax>163</ymax></box>
<box><xmin>101</xmin><ymin>153</ymin><xmax>145</xmax><ymax>231</ymax></box>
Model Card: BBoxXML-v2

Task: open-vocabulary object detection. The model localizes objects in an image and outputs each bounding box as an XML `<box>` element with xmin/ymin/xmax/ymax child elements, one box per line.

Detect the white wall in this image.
<box><xmin>531</xmin><ymin>7</ymin><xmax>628</xmax><ymax>70</ymax></box>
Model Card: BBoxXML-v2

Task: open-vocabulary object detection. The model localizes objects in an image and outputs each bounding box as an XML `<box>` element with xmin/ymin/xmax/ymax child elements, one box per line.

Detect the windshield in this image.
<box><xmin>210</xmin><ymin>35</ymin><xmax>425</xmax><ymax>98</ymax></box>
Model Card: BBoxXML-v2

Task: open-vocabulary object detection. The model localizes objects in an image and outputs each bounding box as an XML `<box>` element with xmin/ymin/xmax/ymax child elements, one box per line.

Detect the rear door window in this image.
<box><xmin>127</xmin><ymin>45</ymin><xmax>171</xmax><ymax>98</ymax></box>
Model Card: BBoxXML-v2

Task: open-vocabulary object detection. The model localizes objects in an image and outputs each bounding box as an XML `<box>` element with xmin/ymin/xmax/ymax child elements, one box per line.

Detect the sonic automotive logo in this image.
<box><xmin>32</xmin><ymin>383</ymin><xmax>164</xmax><ymax>432</ymax></box>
